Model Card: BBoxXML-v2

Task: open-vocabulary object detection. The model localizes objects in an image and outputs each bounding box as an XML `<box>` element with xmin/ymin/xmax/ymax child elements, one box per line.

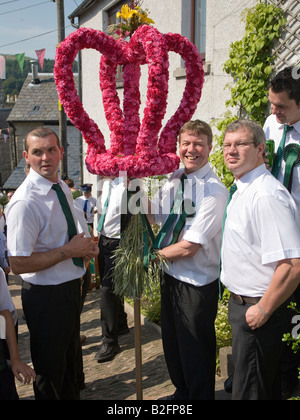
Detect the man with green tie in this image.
<box><xmin>152</xmin><ymin>120</ymin><xmax>228</xmax><ymax>400</ymax></box>
<box><xmin>6</xmin><ymin>127</ymin><xmax>99</xmax><ymax>400</ymax></box>
<box><xmin>264</xmin><ymin>66</ymin><xmax>300</xmax><ymax>398</ymax></box>
<box><xmin>222</xmin><ymin>119</ymin><xmax>300</xmax><ymax>400</ymax></box>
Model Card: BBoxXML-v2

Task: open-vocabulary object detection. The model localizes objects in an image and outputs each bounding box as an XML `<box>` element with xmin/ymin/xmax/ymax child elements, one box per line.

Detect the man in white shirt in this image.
<box><xmin>263</xmin><ymin>66</ymin><xmax>300</xmax><ymax>397</ymax></box>
<box><xmin>94</xmin><ymin>176</ymin><xmax>135</xmax><ymax>363</ymax></box>
<box><xmin>75</xmin><ymin>184</ymin><xmax>98</xmax><ymax>231</ymax></box>
<box><xmin>153</xmin><ymin>120</ymin><xmax>228</xmax><ymax>400</ymax></box>
<box><xmin>221</xmin><ymin>119</ymin><xmax>300</xmax><ymax>399</ymax></box>
<box><xmin>6</xmin><ymin>127</ymin><xmax>98</xmax><ymax>400</ymax></box>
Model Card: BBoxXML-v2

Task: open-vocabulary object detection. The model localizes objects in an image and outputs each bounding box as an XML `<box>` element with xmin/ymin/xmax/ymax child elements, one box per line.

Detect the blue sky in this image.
<box><xmin>0</xmin><ymin>0</ymin><xmax>81</xmax><ymax>59</ymax></box>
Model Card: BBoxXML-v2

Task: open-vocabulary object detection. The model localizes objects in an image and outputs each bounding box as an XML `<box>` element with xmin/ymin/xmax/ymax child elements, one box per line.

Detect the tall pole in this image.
<box><xmin>56</xmin><ymin>0</ymin><xmax>68</xmax><ymax>177</ymax></box>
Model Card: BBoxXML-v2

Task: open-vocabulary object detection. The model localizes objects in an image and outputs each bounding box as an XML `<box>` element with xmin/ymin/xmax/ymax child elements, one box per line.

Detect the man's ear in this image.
<box><xmin>23</xmin><ymin>150</ymin><xmax>29</xmax><ymax>163</ymax></box>
<box><xmin>258</xmin><ymin>142</ymin><xmax>266</xmax><ymax>158</ymax></box>
<box><xmin>60</xmin><ymin>146</ymin><xmax>64</xmax><ymax>160</ymax></box>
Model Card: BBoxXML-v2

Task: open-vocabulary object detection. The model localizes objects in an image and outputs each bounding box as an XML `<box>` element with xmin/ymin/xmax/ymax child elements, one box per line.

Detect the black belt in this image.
<box><xmin>230</xmin><ymin>293</ymin><xmax>261</xmax><ymax>305</ymax></box>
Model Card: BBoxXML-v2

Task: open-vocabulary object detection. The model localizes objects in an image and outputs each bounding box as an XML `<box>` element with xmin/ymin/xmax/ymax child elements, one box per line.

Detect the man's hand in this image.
<box><xmin>245</xmin><ymin>304</ymin><xmax>270</xmax><ymax>330</ymax></box>
<box><xmin>67</xmin><ymin>233</ymin><xmax>98</xmax><ymax>259</ymax></box>
<box><xmin>11</xmin><ymin>358</ymin><xmax>36</xmax><ymax>385</ymax></box>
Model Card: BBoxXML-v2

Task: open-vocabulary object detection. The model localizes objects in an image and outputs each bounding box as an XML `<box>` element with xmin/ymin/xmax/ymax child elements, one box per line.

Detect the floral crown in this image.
<box><xmin>54</xmin><ymin>24</ymin><xmax>204</xmax><ymax>178</ymax></box>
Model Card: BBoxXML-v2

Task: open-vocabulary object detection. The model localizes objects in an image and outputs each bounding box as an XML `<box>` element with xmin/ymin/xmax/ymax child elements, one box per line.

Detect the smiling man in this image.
<box><xmin>152</xmin><ymin>120</ymin><xmax>228</xmax><ymax>400</ymax></box>
<box><xmin>221</xmin><ymin>119</ymin><xmax>300</xmax><ymax>400</ymax></box>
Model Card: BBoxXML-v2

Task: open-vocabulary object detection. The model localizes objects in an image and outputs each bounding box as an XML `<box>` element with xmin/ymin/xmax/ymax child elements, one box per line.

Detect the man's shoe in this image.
<box><xmin>94</xmin><ymin>342</ymin><xmax>121</xmax><ymax>363</ymax></box>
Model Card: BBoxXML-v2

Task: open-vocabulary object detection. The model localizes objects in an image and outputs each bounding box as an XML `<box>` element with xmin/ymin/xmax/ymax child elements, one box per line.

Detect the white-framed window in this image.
<box><xmin>192</xmin><ymin>0</ymin><xmax>207</xmax><ymax>60</ymax></box>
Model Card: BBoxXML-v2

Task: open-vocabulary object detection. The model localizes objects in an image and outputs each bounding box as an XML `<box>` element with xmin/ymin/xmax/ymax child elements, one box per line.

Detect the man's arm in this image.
<box><xmin>246</xmin><ymin>258</ymin><xmax>300</xmax><ymax>330</ymax></box>
<box><xmin>9</xmin><ymin>233</ymin><xmax>99</xmax><ymax>275</ymax></box>
<box><xmin>158</xmin><ymin>240</ymin><xmax>201</xmax><ymax>262</ymax></box>
<box><xmin>0</xmin><ymin>309</ymin><xmax>36</xmax><ymax>384</ymax></box>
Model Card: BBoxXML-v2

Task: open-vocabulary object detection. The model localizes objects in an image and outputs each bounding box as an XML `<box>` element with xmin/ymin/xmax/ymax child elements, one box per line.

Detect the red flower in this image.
<box><xmin>54</xmin><ymin>25</ymin><xmax>204</xmax><ymax>178</ymax></box>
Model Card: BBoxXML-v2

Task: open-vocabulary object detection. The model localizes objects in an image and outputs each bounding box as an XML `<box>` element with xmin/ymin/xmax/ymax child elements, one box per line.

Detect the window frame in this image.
<box><xmin>191</xmin><ymin>0</ymin><xmax>206</xmax><ymax>62</ymax></box>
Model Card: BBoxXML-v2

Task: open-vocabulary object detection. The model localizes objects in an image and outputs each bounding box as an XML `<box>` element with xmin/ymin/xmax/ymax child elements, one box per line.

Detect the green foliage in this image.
<box><xmin>0</xmin><ymin>195</ymin><xmax>8</xmax><ymax>207</ymax></box>
<box><xmin>282</xmin><ymin>302</ymin><xmax>300</xmax><ymax>384</ymax></box>
<box><xmin>209</xmin><ymin>1</ymin><xmax>286</xmax><ymax>188</ymax></box>
<box><xmin>209</xmin><ymin>113</ymin><xmax>236</xmax><ymax>188</ymax></box>
<box><xmin>215</xmin><ymin>290</ymin><xmax>232</xmax><ymax>371</ymax></box>
<box><xmin>223</xmin><ymin>2</ymin><xmax>286</xmax><ymax>125</ymax></box>
<box><xmin>2</xmin><ymin>55</ymin><xmax>78</xmax><ymax>99</ymax></box>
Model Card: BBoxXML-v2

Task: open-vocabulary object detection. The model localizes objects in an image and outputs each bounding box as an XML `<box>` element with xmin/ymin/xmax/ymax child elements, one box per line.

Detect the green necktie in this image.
<box><xmin>97</xmin><ymin>182</ymin><xmax>112</xmax><ymax>233</ymax></box>
<box><xmin>271</xmin><ymin>124</ymin><xmax>293</xmax><ymax>179</ymax></box>
<box><xmin>154</xmin><ymin>173</ymin><xmax>187</xmax><ymax>249</ymax></box>
<box><xmin>219</xmin><ymin>183</ymin><xmax>237</xmax><ymax>299</ymax></box>
<box><xmin>221</xmin><ymin>184</ymin><xmax>237</xmax><ymax>234</ymax></box>
<box><xmin>52</xmin><ymin>183</ymin><xmax>84</xmax><ymax>268</ymax></box>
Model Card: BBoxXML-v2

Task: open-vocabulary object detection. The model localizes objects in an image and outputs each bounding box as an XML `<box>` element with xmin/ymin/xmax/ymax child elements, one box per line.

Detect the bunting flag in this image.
<box><xmin>16</xmin><ymin>53</ymin><xmax>25</xmax><ymax>73</ymax></box>
<box><xmin>0</xmin><ymin>56</ymin><xmax>5</xmax><ymax>79</ymax></box>
<box><xmin>35</xmin><ymin>48</ymin><xmax>46</xmax><ymax>71</ymax></box>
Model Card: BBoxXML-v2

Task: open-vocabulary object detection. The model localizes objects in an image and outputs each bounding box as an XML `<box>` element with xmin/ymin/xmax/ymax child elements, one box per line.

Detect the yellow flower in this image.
<box><xmin>136</xmin><ymin>7</ymin><xmax>155</xmax><ymax>25</ymax></box>
<box><xmin>117</xmin><ymin>4</ymin><xmax>138</xmax><ymax>20</ymax></box>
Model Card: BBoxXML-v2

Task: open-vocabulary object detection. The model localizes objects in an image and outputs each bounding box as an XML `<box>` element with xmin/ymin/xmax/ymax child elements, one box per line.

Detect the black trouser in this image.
<box><xmin>229</xmin><ymin>296</ymin><xmax>290</xmax><ymax>400</ymax></box>
<box><xmin>22</xmin><ymin>279</ymin><xmax>82</xmax><ymax>400</ymax></box>
<box><xmin>160</xmin><ymin>273</ymin><xmax>218</xmax><ymax>400</ymax></box>
<box><xmin>98</xmin><ymin>235</ymin><xmax>128</xmax><ymax>345</ymax></box>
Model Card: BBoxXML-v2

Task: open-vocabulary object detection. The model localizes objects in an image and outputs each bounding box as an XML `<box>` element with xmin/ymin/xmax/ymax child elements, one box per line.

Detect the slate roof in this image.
<box><xmin>3</xmin><ymin>125</ymin><xmax>81</xmax><ymax>190</ymax></box>
<box><xmin>68</xmin><ymin>0</ymin><xmax>97</xmax><ymax>19</ymax></box>
<box><xmin>4</xmin><ymin>72</ymin><xmax>82</xmax><ymax>190</ymax></box>
<box><xmin>7</xmin><ymin>73</ymin><xmax>78</xmax><ymax>122</ymax></box>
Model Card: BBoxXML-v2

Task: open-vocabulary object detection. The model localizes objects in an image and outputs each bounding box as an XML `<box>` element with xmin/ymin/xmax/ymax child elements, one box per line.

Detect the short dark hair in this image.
<box><xmin>179</xmin><ymin>120</ymin><xmax>213</xmax><ymax>145</ymax></box>
<box><xmin>270</xmin><ymin>66</ymin><xmax>300</xmax><ymax>106</ymax></box>
<box><xmin>224</xmin><ymin>119</ymin><xmax>266</xmax><ymax>147</ymax></box>
<box><xmin>25</xmin><ymin>127</ymin><xmax>60</xmax><ymax>152</ymax></box>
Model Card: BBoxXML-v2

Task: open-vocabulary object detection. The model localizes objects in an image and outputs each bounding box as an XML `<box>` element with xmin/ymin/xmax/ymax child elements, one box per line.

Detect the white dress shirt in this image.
<box><xmin>75</xmin><ymin>194</ymin><xmax>97</xmax><ymax>224</ymax></box>
<box><xmin>98</xmin><ymin>177</ymin><xmax>148</xmax><ymax>239</ymax></box>
<box><xmin>221</xmin><ymin>164</ymin><xmax>300</xmax><ymax>297</ymax></box>
<box><xmin>98</xmin><ymin>177</ymin><xmax>126</xmax><ymax>239</ymax></box>
<box><xmin>264</xmin><ymin>114</ymin><xmax>300</xmax><ymax>222</ymax></box>
<box><xmin>6</xmin><ymin>169</ymin><xmax>86</xmax><ymax>286</ymax></box>
<box><xmin>154</xmin><ymin>163</ymin><xmax>229</xmax><ymax>287</ymax></box>
<box><xmin>0</xmin><ymin>268</ymin><xmax>17</xmax><ymax>324</ymax></box>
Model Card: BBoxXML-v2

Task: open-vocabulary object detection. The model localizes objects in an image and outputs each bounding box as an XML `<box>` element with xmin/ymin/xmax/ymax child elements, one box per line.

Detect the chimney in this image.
<box><xmin>30</xmin><ymin>60</ymin><xmax>40</xmax><ymax>85</ymax></box>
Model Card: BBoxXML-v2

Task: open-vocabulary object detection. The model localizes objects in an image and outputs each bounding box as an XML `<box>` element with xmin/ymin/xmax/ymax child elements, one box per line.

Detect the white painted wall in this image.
<box><xmin>74</xmin><ymin>0</ymin><xmax>257</xmax><ymax>188</ymax></box>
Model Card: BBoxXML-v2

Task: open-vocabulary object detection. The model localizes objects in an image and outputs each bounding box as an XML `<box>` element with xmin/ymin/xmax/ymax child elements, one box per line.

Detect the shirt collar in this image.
<box><xmin>236</xmin><ymin>164</ymin><xmax>267</xmax><ymax>194</ymax></box>
<box><xmin>277</xmin><ymin>119</ymin><xmax>300</xmax><ymax>135</ymax></box>
<box><xmin>291</xmin><ymin>120</ymin><xmax>300</xmax><ymax>135</ymax></box>
<box><xmin>183</xmin><ymin>162</ymin><xmax>211</xmax><ymax>184</ymax></box>
<box><xmin>28</xmin><ymin>169</ymin><xmax>61</xmax><ymax>196</ymax></box>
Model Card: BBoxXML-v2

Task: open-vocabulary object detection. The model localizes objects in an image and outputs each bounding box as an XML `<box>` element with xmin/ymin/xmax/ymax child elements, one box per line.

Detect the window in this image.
<box><xmin>192</xmin><ymin>0</ymin><xmax>207</xmax><ymax>60</ymax></box>
<box><xmin>106</xmin><ymin>1</ymin><xmax>128</xmax><ymax>86</ymax></box>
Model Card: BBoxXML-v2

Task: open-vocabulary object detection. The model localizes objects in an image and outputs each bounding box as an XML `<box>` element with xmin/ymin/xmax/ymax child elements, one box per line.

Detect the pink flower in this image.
<box><xmin>54</xmin><ymin>25</ymin><xmax>204</xmax><ymax>178</ymax></box>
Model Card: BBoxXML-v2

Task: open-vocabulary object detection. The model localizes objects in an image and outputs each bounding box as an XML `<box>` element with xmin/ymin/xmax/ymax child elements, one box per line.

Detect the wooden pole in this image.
<box><xmin>134</xmin><ymin>299</ymin><xmax>143</xmax><ymax>400</ymax></box>
<box><xmin>56</xmin><ymin>0</ymin><xmax>68</xmax><ymax>178</ymax></box>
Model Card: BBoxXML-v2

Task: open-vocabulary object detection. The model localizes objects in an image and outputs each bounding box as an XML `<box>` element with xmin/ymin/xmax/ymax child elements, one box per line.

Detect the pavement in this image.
<box><xmin>8</xmin><ymin>274</ymin><xmax>231</xmax><ymax>401</ymax></box>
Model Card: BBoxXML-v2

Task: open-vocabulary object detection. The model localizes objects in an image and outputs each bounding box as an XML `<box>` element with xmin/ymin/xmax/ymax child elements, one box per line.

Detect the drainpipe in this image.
<box><xmin>70</xmin><ymin>18</ymin><xmax>83</xmax><ymax>186</ymax></box>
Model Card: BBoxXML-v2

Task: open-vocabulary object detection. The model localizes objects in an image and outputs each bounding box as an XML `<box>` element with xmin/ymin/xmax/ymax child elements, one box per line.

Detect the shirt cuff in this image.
<box><xmin>183</xmin><ymin>230</ymin><xmax>208</xmax><ymax>249</ymax></box>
